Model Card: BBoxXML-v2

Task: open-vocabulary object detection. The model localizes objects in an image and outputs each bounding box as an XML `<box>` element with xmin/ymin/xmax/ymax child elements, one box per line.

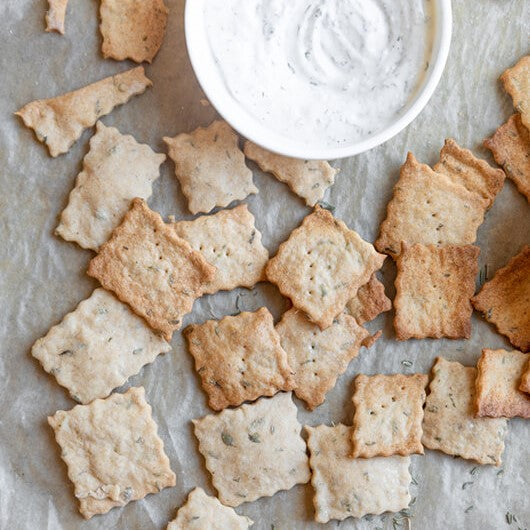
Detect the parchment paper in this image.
<box><xmin>0</xmin><ymin>1</ymin><xmax>528</xmax><ymax>529</ymax></box>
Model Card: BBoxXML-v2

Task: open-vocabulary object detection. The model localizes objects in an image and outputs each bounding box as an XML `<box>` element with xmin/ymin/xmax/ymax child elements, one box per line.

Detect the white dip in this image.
<box><xmin>204</xmin><ymin>0</ymin><xmax>435</xmax><ymax>149</ymax></box>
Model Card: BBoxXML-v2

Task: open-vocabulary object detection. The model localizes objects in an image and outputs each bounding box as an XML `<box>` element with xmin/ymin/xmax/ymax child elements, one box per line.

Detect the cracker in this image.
<box><xmin>167</xmin><ymin>487</ymin><xmax>253</xmax><ymax>530</ymax></box>
<box><xmin>394</xmin><ymin>243</ymin><xmax>479</xmax><ymax>340</ymax></box>
<box><xmin>16</xmin><ymin>67</ymin><xmax>151</xmax><ymax>157</ymax></box>
<box><xmin>520</xmin><ymin>357</ymin><xmax>530</xmax><ymax>394</ymax></box>
<box><xmin>345</xmin><ymin>273</ymin><xmax>391</xmax><ymax>324</ymax></box>
<box><xmin>184</xmin><ymin>308</ymin><xmax>294</xmax><ymax>410</ymax></box>
<box><xmin>48</xmin><ymin>387</ymin><xmax>176</xmax><ymax>519</ymax></box>
<box><xmin>305</xmin><ymin>424</ymin><xmax>411</xmax><ymax>524</ymax></box>
<box><xmin>164</xmin><ymin>121</ymin><xmax>257</xmax><ymax>214</ymax></box>
<box><xmin>472</xmin><ymin>245</ymin><xmax>530</xmax><ymax>352</ymax></box>
<box><xmin>375</xmin><ymin>153</ymin><xmax>488</xmax><ymax>258</ymax></box>
<box><xmin>475</xmin><ymin>349</ymin><xmax>530</xmax><ymax>418</ymax></box>
<box><xmin>32</xmin><ymin>288</ymin><xmax>171</xmax><ymax>404</ymax></box>
<box><xmin>422</xmin><ymin>357</ymin><xmax>508</xmax><ymax>466</ymax></box>
<box><xmin>56</xmin><ymin>121</ymin><xmax>165</xmax><ymax>251</ymax></box>
<box><xmin>276</xmin><ymin>309</ymin><xmax>374</xmax><ymax>410</ymax></box>
<box><xmin>484</xmin><ymin>114</ymin><xmax>530</xmax><ymax>202</ymax></box>
<box><xmin>266</xmin><ymin>206</ymin><xmax>386</xmax><ymax>329</ymax></box>
<box><xmin>501</xmin><ymin>55</ymin><xmax>530</xmax><ymax>130</ymax></box>
<box><xmin>173</xmin><ymin>204</ymin><xmax>268</xmax><ymax>295</ymax></box>
<box><xmin>192</xmin><ymin>392</ymin><xmax>310</xmax><ymax>507</ymax></box>
<box><xmin>100</xmin><ymin>0</ymin><xmax>169</xmax><ymax>63</ymax></box>
<box><xmin>45</xmin><ymin>0</ymin><xmax>68</xmax><ymax>34</ymax></box>
<box><xmin>243</xmin><ymin>140</ymin><xmax>338</xmax><ymax>206</ymax></box>
<box><xmin>87</xmin><ymin>198</ymin><xmax>216</xmax><ymax>341</ymax></box>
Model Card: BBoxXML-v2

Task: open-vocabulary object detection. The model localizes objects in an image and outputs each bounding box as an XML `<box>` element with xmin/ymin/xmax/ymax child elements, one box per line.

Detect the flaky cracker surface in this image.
<box><xmin>501</xmin><ymin>55</ymin><xmax>530</xmax><ymax>130</ymax></box>
<box><xmin>45</xmin><ymin>0</ymin><xmax>68</xmax><ymax>34</ymax></box>
<box><xmin>345</xmin><ymin>273</ymin><xmax>391</xmax><ymax>324</ymax></box>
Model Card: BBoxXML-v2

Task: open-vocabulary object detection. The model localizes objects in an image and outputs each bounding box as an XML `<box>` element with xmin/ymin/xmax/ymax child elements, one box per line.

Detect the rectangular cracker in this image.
<box><xmin>345</xmin><ymin>273</ymin><xmax>391</xmax><ymax>324</ymax></box>
<box><xmin>375</xmin><ymin>153</ymin><xmax>488</xmax><ymax>258</ymax></box>
<box><xmin>56</xmin><ymin>121</ymin><xmax>166</xmax><ymax>251</ymax></box>
<box><xmin>48</xmin><ymin>387</ymin><xmax>176</xmax><ymax>519</ymax></box>
<box><xmin>184</xmin><ymin>307</ymin><xmax>294</xmax><ymax>410</ymax></box>
<box><xmin>16</xmin><ymin>67</ymin><xmax>151</xmax><ymax>157</ymax></box>
<box><xmin>87</xmin><ymin>198</ymin><xmax>216</xmax><ymax>340</ymax></box>
<box><xmin>173</xmin><ymin>204</ymin><xmax>268</xmax><ymax>294</ymax></box>
<box><xmin>45</xmin><ymin>0</ymin><xmax>68</xmax><ymax>33</ymax></box>
<box><xmin>192</xmin><ymin>392</ymin><xmax>310</xmax><ymax>507</ymax></box>
<box><xmin>475</xmin><ymin>349</ymin><xmax>530</xmax><ymax>418</ymax></box>
<box><xmin>266</xmin><ymin>206</ymin><xmax>386</xmax><ymax>329</ymax></box>
<box><xmin>31</xmin><ymin>288</ymin><xmax>171</xmax><ymax>404</ymax></box>
<box><xmin>305</xmin><ymin>424</ymin><xmax>411</xmax><ymax>524</ymax></box>
<box><xmin>501</xmin><ymin>55</ymin><xmax>530</xmax><ymax>130</ymax></box>
<box><xmin>422</xmin><ymin>357</ymin><xmax>508</xmax><ymax>466</ymax></box>
<box><xmin>243</xmin><ymin>140</ymin><xmax>338</xmax><ymax>206</ymax></box>
<box><xmin>164</xmin><ymin>121</ymin><xmax>257</xmax><ymax>214</ymax></box>
<box><xmin>520</xmin><ymin>357</ymin><xmax>530</xmax><ymax>394</ymax></box>
<box><xmin>472</xmin><ymin>245</ymin><xmax>530</xmax><ymax>352</ymax></box>
<box><xmin>351</xmin><ymin>373</ymin><xmax>428</xmax><ymax>458</ymax></box>
<box><xmin>394</xmin><ymin>243</ymin><xmax>479</xmax><ymax>340</ymax></box>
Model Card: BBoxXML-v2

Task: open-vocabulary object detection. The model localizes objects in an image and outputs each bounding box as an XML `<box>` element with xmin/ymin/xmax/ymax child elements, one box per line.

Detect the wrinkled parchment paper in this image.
<box><xmin>0</xmin><ymin>1</ymin><xmax>528</xmax><ymax>528</ymax></box>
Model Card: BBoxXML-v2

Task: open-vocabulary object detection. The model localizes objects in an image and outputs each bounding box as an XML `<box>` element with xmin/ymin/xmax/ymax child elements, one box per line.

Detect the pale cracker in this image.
<box><xmin>472</xmin><ymin>245</ymin><xmax>530</xmax><ymax>352</ymax></box>
<box><xmin>56</xmin><ymin>121</ymin><xmax>165</xmax><ymax>251</ymax></box>
<box><xmin>243</xmin><ymin>140</ymin><xmax>338</xmax><ymax>206</ymax></box>
<box><xmin>192</xmin><ymin>392</ymin><xmax>310</xmax><ymax>507</ymax></box>
<box><xmin>45</xmin><ymin>0</ymin><xmax>68</xmax><ymax>34</ymax></box>
<box><xmin>501</xmin><ymin>55</ymin><xmax>530</xmax><ymax>130</ymax></box>
<box><xmin>484</xmin><ymin>113</ymin><xmax>530</xmax><ymax>202</ymax></box>
<box><xmin>351</xmin><ymin>374</ymin><xmax>428</xmax><ymax>458</ymax></box>
<box><xmin>275</xmin><ymin>309</ymin><xmax>375</xmax><ymax>410</ymax></box>
<box><xmin>520</xmin><ymin>357</ymin><xmax>530</xmax><ymax>394</ymax></box>
<box><xmin>48</xmin><ymin>387</ymin><xmax>176</xmax><ymax>519</ymax></box>
<box><xmin>422</xmin><ymin>357</ymin><xmax>508</xmax><ymax>466</ymax></box>
<box><xmin>394</xmin><ymin>243</ymin><xmax>479</xmax><ymax>340</ymax></box>
<box><xmin>173</xmin><ymin>204</ymin><xmax>268</xmax><ymax>295</ymax></box>
<box><xmin>375</xmin><ymin>153</ymin><xmax>488</xmax><ymax>258</ymax></box>
<box><xmin>184</xmin><ymin>308</ymin><xmax>294</xmax><ymax>410</ymax></box>
<box><xmin>87</xmin><ymin>198</ymin><xmax>216</xmax><ymax>341</ymax></box>
<box><xmin>346</xmin><ymin>273</ymin><xmax>391</xmax><ymax>324</ymax></box>
<box><xmin>475</xmin><ymin>349</ymin><xmax>530</xmax><ymax>419</ymax></box>
<box><xmin>100</xmin><ymin>0</ymin><xmax>169</xmax><ymax>63</ymax></box>
<box><xmin>266</xmin><ymin>206</ymin><xmax>386</xmax><ymax>329</ymax></box>
<box><xmin>164</xmin><ymin>121</ymin><xmax>257</xmax><ymax>214</ymax></box>
<box><xmin>16</xmin><ymin>67</ymin><xmax>151</xmax><ymax>157</ymax></box>
<box><xmin>305</xmin><ymin>424</ymin><xmax>411</xmax><ymax>524</ymax></box>
<box><xmin>167</xmin><ymin>487</ymin><xmax>253</xmax><ymax>530</ymax></box>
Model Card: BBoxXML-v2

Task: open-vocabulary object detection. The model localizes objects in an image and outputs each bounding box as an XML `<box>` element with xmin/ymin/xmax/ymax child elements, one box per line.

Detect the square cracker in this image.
<box><xmin>184</xmin><ymin>307</ymin><xmax>294</xmax><ymax>410</ymax></box>
<box><xmin>520</xmin><ymin>357</ymin><xmax>530</xmax><ymax>394</ymax></box>
<box><xmin>351</xmin><ymin>373</ymin><xmax>428</xmax><ymax>458</ymax></box>
<box><xmin>394</xmin><ymin>243</ymin><xmax>479</xmax><ymax>340</ymax></box>
<box><xmin>305</xmin><ymin>424</ymin><xmax>411</xmax><ymax>524</ymax></box>
<box><xmin>501</xmin><ymin>55</ymin><xmax>530</xmax><ymax>130</ymax></box>
<box><xmin>266</xmin><ymin>206</ymin><xmax>386</xmax><ymax>329</ymax></box>
<box><xmin>56</xmin><ymin>121</ymin><xmax>166</xmax><ymax>251</ymax></box>
<box><xmin>422</xmin><ymin>357</ymin><xmax>508</xmax><ymax>466</ymax></box>
<box><xmin>100</xmin><ymin>0</ymin><xmax>169</xmax><ymax>63</ymax></box>
<box><xmin>276</xmin><ymin>309</ymin><xmax>374</xmax><ymax>410</ymax></box>
<box><xmin>16</xmin><ymin>67</ymin><xmax>151</xmax><ymax>157</ymax></box>
<box><xmin>31</xmin><ymin>288</ymin><xmax>171</xmax><ymax>404</ymax></box>
<box><xmin>173</xmin><ymin>204</ymin><xmax>268</xmax><ymax>295</ymax></box>
<box><xmin>87</xmin><ymin>198</ymin><xmax>216</xmax><ymax>341</ymax></box>
<box><xmin>243</xmin><ymin>140</ymin><xmax>338</xmax><ymax>206</ymax></box>
<box><xmin>475</xmin><ymin>349</ymin><xmax>530</xmax><ymax>418</ymax></box>
<box><xmin>167</xmin><ymin>487</ymin><xmax>253</xmax><ymax>530</ymax></box>
<box><xmin>375</xmin><ymin>153</ymin><xmax>488</xmax><ymax>258</ymax></box>
<box><xmin>164</xmin><ymin>121</ymin><xmax>257</xmax><ymax>214</ymax></box>
<box><xmin>484</xmin><ymin>114</ymin><xmax>530</xmax><ymax>202</ymax></box>
<box><xmin>346</xmin><ymin>273</ymin><xmax>391</xmax><ymax>324</ymax></box>
<box><xmin>192</xmin><ymin>392</ymin><xmax>310</xmax><ymax>507</ymax></box>
<box><xmin>472</xmin><ymin>245</ymin><xmax>530</xmax><ymax>352</ymax></box>
<box><xmin>48</xmin><ymin>387</ymin><xmax>176</xmax><ymax>519</ymax></box>
<box><xmin>45</xmin><ymin>0</ymin><xmax>68</xmax><ymax>34</ymax></box>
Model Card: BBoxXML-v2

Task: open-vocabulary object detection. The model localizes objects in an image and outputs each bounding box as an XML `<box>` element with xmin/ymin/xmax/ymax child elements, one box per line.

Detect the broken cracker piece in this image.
<box><xmin>45</xmin><ymin>0</ymin><xmax>68</xmax><ymax>34</ymax></box>
<box><xmin>48</xmin><ymin>387</ymin><xmax>176</xmax><ymax>519</ymax></box>
<box><xmin>394</xmin><ymin>243</ymin><xmax>479</xmax><ymax>340</ymax></box>
<box><xmin>164</xmin><ymin>121</ymin><xmax>257</xmax><ymax>214</ymax></box>
<box><xmin>346</xmin><ymin>273</ymin><xmax>391</xmax><ymax>324</ymax></box>
<box><xmin>192</xmin><ymin>392</ymin><xmax>310</xmax><ymax>507</ymax></box>
<box><xmin>422</xmin><ymin>357</ymin><xmax>507</xmax><ymax>466</ymax></box>
<box><xmin>87</xmin><ymin>198</ymin><xmax>216</xmax><ymax>341</ymax></box>
<box><xmin>501</xmin><ymin>55</ymin><xmax>530</xmax><ymax>130</ymax></box>
<box><xmin>520</xmin><ymin>358</ymin><xmax>530</xmax><ymax>394</ymax></box>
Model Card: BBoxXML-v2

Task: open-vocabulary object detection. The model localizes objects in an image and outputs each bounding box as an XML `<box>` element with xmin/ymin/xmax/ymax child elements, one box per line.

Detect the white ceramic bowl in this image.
<box><xmin>185</xmin><ymin>0</ymin><xmax>452</xmax><ymax>160</ymax></box>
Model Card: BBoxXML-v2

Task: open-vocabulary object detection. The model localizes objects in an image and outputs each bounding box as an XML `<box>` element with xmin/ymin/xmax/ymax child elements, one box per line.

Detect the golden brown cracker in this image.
<box><xmin>501</xmin><ymin>55</ymin><xmax>530</xmax><ymax>130</ymax></box>
<box><xmin>346</xmin><ymin>273</ymin><xmax>391</xmax><ymax>325</ymax></box>
<box><xmin>45</xmin><ymin>0</ymin><xmax>68</xmax><ymax>34</ymax></box>
<box><xmin>520</xmin><ymin>357</ymin><xmax>530</xmax><ymax>394</ymax></box>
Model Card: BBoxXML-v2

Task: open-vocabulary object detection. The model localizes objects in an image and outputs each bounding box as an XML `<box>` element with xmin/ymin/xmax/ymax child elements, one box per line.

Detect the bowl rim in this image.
<box><xmin>185</xmin><ymin>0</ymin><xmax>452</xmax><ymax>160</ymax></box>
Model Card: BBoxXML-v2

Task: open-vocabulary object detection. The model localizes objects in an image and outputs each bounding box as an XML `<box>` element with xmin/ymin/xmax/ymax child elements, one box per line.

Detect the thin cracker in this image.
<box><xmin>501</xmin><ymin>55</ymin><xmax>530</xmax><ymax>130</ymax></box>
<box><xmin>346</xmin><ymin>273</ymin><xmax>391</xmax><ymax>324</ymax></box>
<box><xmin>45</xmin><ymin>0</ymin><xmax>68</xmax><ymax>34</ymax></box>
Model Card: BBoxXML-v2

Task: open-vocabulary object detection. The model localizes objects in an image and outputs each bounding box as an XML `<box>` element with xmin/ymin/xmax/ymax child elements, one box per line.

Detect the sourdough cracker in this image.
<box><xmin>16</xmin><ymin>67</ymin><xmax>151</xmax><ymax>157</ymax></box>
<box><xmin>501</xmin><ymin>55</ymin><xmax>530</xmax><ymax>130</ymax></box>
<box><xmin>192</xmin><ymin>392</ymin><xmax>310</xmax><ymax>507</ymax></box>
<box><xmin>45</xmin><ymin>0</ymin><xmax>68</xmax><ymax>33</ymax></box>
<box><xmin>87</xmin><ymin>198</ymin><xmax>215</xmax><ymax>340</ymax></box>
<box><xmin>56</xmin><ymin>121</ymin><xmax>165</xmax><ymax>251</ymax></box>
<box><xmin>346</xmin><ymin>273</ymin><xmax>391</xmax><ymax>324</ymax></box>
<box><xmin>305</xmin><ymin>424</ymin><xmax>411</xmax><ymax>524</ymax></box>
<box><xmin>48</xmin><ymin>387</ymin><xmax>176</xmax><ymax>519</ymax></box>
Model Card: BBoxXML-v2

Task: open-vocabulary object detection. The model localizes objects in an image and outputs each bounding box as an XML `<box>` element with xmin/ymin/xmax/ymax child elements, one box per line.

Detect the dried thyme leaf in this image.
<box><xmin>221</xmin><ymin>431</ymin><xmax>235</xmax><ymax>446</ymax></box>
